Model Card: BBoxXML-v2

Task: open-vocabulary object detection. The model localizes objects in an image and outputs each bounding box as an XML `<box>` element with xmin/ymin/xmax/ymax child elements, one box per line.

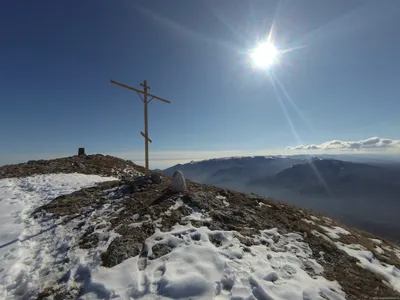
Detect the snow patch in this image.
<box><xmin>370</xmin><ymin>238</ymin><xmax>383</xmax><ymax>245</ymax></box>
<box><xmin>303</xmin><ymin>219</ymin><xmax>316</xmax><ymax>225</ymax></box>
<box><xmin>258</xmin><ymin>202</ymin><xmax>272</xmax><ymax>208</ymax></box>
<box><xmin>336</xmin><ymin>242</ymin><xmax>400</xmax><ymax>293</ymax></box>
<box><xmin>123</xmin><ymin>166</ymin><xmax>144</xmax><ymax>178</ymax></box>
<box><xmin>87</xmin><ymin>224</ymin><xmax>346</xmax><ymax>299</ymax></box>
<box><xmin>170</xmin><ymin>198</ymin><xmax>184</xmax><ymax>211</ymax></box>
<box><xmin>319</xmin><ymin>225</ymin><xmax>351</xmax><ymax>239</ymax></box>
<box><xmin>183</xmin><ymin>210</ymin><xmax>212</xmax><ymax>222</ymax></box>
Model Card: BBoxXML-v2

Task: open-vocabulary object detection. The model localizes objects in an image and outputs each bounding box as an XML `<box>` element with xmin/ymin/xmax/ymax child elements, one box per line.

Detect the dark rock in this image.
<box><xmin>120</xmin><ymin>175</ymin><xmax>134</xmax><ymax>182</ymax></box>
<box><xmin>235</xmin><ymin>234</ymin><xmax>258</xmax><ymax>247</ymax></box>
<box><xmin>75</xmin><ymin>221</ymin><xmax>86</xmax><ymax>230</ymax></box>
<box><xmin>118</xmin><ymin>182</ymin><xmax>137</xmax><ymax>194</ymax></box>
<box><xmin>159</xmin><ymin>205</ymin><xmax>191</xmax><ymax>232</ymax></box>
<box><xmin>80</xmin><ymin>233</ymin><xmax>99</xmax><ymax>249</ymax></box>
<box><xmin>79</xmin><ymin>226</ymin><xmax>99</xmax><ymax>249</ymax></box>
<box><xmin>149</xmin><ymin>243</ymin><xmax>172</xmax><ymax>260</ymax></box>
<box><xmin>209</xmin><ymin>234</ymin><xmax>223</xmax><ymax>247</ymax></box>
<box><xmin>101</xmin><ymin>237</ymin><xmax>143</xmax><ymax>267</ymax></box>
<box><xmin>151</xmin><ymin>173</ymin><xmax>162</xmax><ymax>184</ymax></box>
<box><xmin>220</xmin><ymin>189</ymin><xmax>230</xmax><ymax>197</ymax></box>
<box><xmin>134</xmin><ymin>176</ymin><xmax>152</xmax><ymax>187</ymax></box>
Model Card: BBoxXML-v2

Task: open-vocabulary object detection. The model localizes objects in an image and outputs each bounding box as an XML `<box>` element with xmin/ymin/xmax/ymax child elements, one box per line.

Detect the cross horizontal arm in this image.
<box><xmin>110</xmin><ymin>79</ymin><xmax>142</xmax><ymax>93</ymax></box>
<box><xmin>111</xmin><ymin>79</ymin><xmax>171</xmax><ymax>104</ymax></box>
<box><xmin>148</xmin><ymin>95</ymin><xmax>171</xmax><ymax>104</ymax></box>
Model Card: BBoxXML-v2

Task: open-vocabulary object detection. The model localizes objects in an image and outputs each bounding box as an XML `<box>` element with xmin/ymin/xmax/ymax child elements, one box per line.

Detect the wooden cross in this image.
<box><xmin>111</xmin><ymin>79</ymin><xmax>171</xmax><ymax>170</ymax></box>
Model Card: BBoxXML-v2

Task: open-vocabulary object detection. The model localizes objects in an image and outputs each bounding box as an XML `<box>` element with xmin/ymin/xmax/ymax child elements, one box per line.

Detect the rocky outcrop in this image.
<box><xmin>0</xmin><ymin>154</ymin><xmax>148</xmax><ymax>179</ymax></box>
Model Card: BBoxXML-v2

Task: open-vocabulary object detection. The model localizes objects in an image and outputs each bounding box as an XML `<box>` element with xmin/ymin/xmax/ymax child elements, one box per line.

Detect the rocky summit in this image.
<box><xmin>0</xmin><ymin>155</ymin><xmax>399</xmax><ymax>299</ymax></box>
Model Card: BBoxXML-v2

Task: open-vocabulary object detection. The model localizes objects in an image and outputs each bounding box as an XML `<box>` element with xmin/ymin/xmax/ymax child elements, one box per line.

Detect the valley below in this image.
<box><xmin>162</xmin><ymin>155</ymin><xmax>400</xmax><ymax>243</ymax></box>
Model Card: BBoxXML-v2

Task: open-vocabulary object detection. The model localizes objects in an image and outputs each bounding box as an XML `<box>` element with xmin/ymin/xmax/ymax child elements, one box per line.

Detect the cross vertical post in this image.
<box><xmin>141</xmin><ymin>80</ymin><xmax>150</xmax><ymax>170</ymax></box>
<box><xmin>110</xmin><ymin>79</ymin><xmax>171</xmax><ymax>171</ymax></box>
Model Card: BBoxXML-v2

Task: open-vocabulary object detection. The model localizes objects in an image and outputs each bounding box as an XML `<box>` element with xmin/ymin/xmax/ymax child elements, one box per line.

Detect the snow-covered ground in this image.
<box><xmin>0</xmin><ymin>173</ymin><xmax>399</xmax><ymax>299</ymax></box>
<box><xmin>84</xmin><ymin>225</ymin><xmax>346</xmax><ymax>300</ymax></box>
<box><xmin>0</xmin><ymin>173</ymin><xmax>116</xmax><ymax>299</ymax></box>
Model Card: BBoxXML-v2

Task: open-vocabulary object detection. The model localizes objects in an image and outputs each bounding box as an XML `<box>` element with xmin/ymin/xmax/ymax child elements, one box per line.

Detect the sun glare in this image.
<box><xmin>250</xmin><ymin>42</ymin><xmax>278</xmax><ymax>69</ymax></box>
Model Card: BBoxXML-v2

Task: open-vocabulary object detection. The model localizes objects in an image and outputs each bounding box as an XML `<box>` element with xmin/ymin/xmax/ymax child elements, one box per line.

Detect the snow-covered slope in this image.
<box><xmin>0</xmin><ymin>158</ymin><xmax>399</xmax><ymax>299</ymax></box>
<box><xmin>0</xmin><ymin>173</ymin><xmax>117</xmax><ymax>299</ymax></box>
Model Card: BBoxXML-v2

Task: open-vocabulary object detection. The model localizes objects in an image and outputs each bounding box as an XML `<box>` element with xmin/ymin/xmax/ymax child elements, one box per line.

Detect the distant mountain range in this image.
<box><xmin>162</xmin><ymin>156</ymin><xmax>305</xmax><ymax>189</ymax></box>
<box><xmin>160</xmin><ymin>155</ymin><xmax>400</xmax><ymax>242</ymax></box>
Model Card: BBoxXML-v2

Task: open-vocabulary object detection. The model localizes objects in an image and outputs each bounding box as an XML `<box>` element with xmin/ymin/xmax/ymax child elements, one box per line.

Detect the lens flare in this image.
<box><xmin>250</xmin><ymin>42</ymin><xmax>278</xmax><ymax>69</ymax></box>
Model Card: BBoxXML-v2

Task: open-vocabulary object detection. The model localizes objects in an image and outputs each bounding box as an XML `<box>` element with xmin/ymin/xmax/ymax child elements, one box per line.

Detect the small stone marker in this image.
<box><xmin>78</xmin><ymin>148</ymin><xmax>86</xmax><ymax>156</ymax></box>
<box><xmin>171</xmin><ymin>170</ymin><xmax>186</xmax><ymax>192</ymax></box>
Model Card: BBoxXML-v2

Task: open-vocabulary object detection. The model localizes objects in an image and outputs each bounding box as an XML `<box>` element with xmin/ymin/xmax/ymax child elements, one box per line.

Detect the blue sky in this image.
<box><xmin>1</xmin><ymin>0</ymin><xmax>400</xmax><ymax>168</ymax></box>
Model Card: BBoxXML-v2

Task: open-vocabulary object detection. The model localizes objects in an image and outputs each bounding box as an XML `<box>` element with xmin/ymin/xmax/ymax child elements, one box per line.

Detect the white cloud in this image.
<box><xmin>286</xmin><ymin>137</ymin><xmax>400</xmax><ymax>152</ymax></box>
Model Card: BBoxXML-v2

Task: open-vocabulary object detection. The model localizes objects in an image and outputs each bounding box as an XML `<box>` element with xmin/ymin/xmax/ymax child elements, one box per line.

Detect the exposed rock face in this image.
<box><xmin>171</xmin><ymin>170</ymin><xmax>186</xmax><ymax>192</ymax></box>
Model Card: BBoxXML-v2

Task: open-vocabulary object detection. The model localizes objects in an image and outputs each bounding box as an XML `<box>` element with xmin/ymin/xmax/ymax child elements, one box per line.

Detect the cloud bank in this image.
<box><xmin>286</xmin><ymin>137</ymin><xmax>400</xmax><ymax>152</ymax></box>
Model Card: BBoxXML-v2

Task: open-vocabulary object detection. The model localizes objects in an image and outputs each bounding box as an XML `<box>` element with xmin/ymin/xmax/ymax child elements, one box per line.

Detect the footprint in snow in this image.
<box><xmin>153</xmin><ymin>264</ymin><xmax>166</xmax><ymax>281</ymax></box>
<box><xmin>280</xmin><ymin>264</ymin><xmax>297</xmax><ymax>280</ymax></box>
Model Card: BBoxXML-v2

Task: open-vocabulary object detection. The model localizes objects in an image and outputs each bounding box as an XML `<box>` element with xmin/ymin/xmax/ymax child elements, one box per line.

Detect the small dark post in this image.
<box><xmin>78</xmin><ymin>148</ymin><xmax>85</xmax><ymax>156</ymax></box>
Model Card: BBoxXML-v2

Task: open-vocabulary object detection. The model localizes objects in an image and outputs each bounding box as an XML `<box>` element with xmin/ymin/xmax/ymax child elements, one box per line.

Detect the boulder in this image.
<box><xmin>118</xmin><ymin>182</ymin><xmax>137</xmax><ymax>194</ymax></box>
<box><xmin>134</xmin><ymin>176</ymin><xmax>152</xmax><ymax>187</ymax></box>
<box><xmin>171</xmin><ymin>170</ymin><xmax>186</xmax><ymax>192</ymax></box>
<box><xmin>150</xmin><ymin>173</ymin><xmax>161</xmax><ymax>184</ymax></box>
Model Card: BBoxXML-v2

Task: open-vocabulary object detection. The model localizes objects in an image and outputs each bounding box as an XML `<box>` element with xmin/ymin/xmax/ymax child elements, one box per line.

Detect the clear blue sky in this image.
<box><xmin>1</xmin><ymin>0</ymin><xmax>400</xmax><ymax>168</ymax></box>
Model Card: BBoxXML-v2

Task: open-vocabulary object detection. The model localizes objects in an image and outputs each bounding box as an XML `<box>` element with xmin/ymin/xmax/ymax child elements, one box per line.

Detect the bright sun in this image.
<box><xmin>250</xmin><ymin>42</ymin><xmax>278</xmax><ymax>69</ymax></box>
